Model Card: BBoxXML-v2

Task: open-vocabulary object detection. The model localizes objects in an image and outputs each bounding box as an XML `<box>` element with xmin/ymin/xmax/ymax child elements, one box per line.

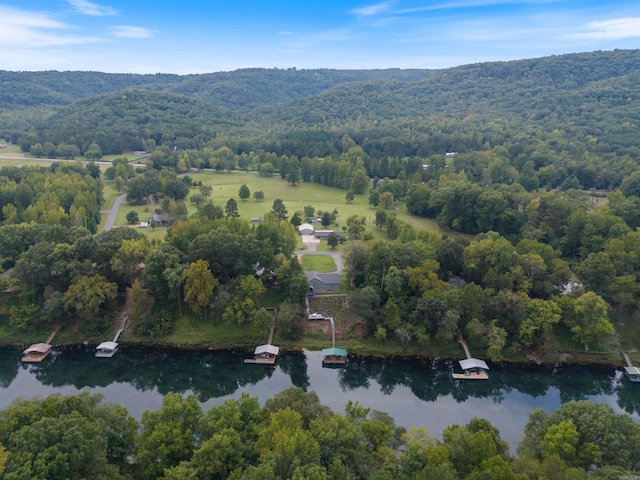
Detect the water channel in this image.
<box><xmin>1</xmin><ymin>346</ymin><xmax>638</xmax><ymax>451</ymax></box>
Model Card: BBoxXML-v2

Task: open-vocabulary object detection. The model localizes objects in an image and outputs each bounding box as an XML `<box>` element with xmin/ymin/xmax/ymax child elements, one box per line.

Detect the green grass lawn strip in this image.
<box><xmin>301</xmin><ymin>255</ymin><xmax>337</xmax><ymax>272</ymax></box>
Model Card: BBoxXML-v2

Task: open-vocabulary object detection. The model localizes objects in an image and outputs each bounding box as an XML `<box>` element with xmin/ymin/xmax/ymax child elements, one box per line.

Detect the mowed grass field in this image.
<box><xmin>107</xmin><ymin>171</ymin><xmax>445</xmax><ymax>237</ymax></box>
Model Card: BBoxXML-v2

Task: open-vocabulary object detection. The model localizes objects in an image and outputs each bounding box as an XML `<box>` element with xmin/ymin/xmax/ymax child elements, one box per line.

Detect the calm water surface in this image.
<box><xmin>1</xmin><ymin>346</ymin><xmax>638</xmax><ymax>450</ymax></box>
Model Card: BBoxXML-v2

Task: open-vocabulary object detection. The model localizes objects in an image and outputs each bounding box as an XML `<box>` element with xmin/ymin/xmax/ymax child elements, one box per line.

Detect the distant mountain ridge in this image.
<box><xmin>0</xmin><ymin>68</ymin><xmax>431</xmax><ymax>110</ymax></box>
<box><xmin>2</xmin><ymin>49</ymin><xmax>640</xmax><ymax>158</ymax></box>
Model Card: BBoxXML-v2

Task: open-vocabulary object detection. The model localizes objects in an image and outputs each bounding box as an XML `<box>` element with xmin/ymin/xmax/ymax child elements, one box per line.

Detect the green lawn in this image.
<box><xmin>0</xmin><ymin>157</ymin><xmax>57</xmax><ymax>168</ymax></box>
<box><xmin>315</xmin><ymin>241</ymin><xmax>343</xmax><ymax>253</ymax></box>
<box><xmin>301</xmin><ymin>255</ymin><xmax>337</xmax><ymax>272</ymax></box>
<box><xmin>101</xmin><ymin>171</ymin><xmax>447</xmax><ymax>237</ymax></box>
<box><xmin>186</xmin><ymin>172</ymin><xmax>444</xmax><ymax>234</ymax></box>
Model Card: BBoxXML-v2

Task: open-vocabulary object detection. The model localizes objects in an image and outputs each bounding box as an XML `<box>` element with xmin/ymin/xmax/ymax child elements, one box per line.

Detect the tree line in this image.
<box><xmin>0</xmin><ymin>389</ymin><xmax>638</xmax><ymax>479</ymax></box>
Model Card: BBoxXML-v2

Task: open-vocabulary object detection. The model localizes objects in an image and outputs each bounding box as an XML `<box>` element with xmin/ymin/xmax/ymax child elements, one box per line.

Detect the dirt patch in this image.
<box><xmin>304</xmin><ymin>295</ymin><xmax>367</xmax><ymax>341</ymax></box>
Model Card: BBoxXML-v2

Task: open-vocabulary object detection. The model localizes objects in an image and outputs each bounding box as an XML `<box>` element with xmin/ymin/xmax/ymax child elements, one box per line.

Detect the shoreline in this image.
<box><xmin>1</xmin><ymin>338</ymin><xmax>631</xmax><ymax>370</ymax></box>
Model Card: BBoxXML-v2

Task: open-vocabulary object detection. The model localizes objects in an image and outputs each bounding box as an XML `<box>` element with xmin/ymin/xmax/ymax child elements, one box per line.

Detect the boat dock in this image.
<box><xmin>22</xmin><ymin>328</ymin><xmax>58</xmax><ymax>363</ymax></box>
<box><xmin>96</xmin><ymin>316</ymin><xmax>127</xmax><ymax>358</ymax></box>
<box><xmin>322</xmin><ymin>317</ymin><xmax>347</xmax><ymax>365</ymax></box>
<box><xmin>244</xmin><ymin>308</ymin><xmax>279</xmax><ymax>364</ymax></box>
<box><xmin>620</xmin><ymin>349</ymin><xmax>640</xmax><ymax>383</ymax></box>
<box><xmin>452</xmin><ymin>337</ymin><xmax>489</xmax><ymax>380</ymax></box>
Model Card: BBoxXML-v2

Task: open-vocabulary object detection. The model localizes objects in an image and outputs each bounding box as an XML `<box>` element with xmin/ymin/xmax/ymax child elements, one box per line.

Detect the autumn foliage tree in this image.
<box><xmin>183</xmin><ymin>260</ymin><xmax>218</xmax><ymax>318</ymax></box>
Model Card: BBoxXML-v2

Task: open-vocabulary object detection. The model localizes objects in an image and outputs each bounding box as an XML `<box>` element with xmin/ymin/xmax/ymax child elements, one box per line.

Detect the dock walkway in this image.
<box><xmin>113</xmin><ymin>315</ymin><xmax>128</xmax><ymax>343</ymax></box>
<box><xmin>45</xmin><ymin>328</ymin><xmax>59</xmax><ymax>345</ymax></box>
<box><xmin>458</xmin><ymin>337</ymin><xmax>471</xmax><ymax>359</ymax></box>
<box><xmin>267</xmin><ymin>308</ymin><xmax>277</xmax><ymax>345</ymax></box>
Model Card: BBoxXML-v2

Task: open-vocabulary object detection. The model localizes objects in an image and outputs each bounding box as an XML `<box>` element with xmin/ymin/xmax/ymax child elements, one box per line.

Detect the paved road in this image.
<box><xmin>101</xmin><ymin>194</ymin><xmax>126</xmax><ymax>231</ymax></box>
<box><xmin>300</xmin><ymin>235</ymin><xmax>344</xmax><ymax>273</ymax></box>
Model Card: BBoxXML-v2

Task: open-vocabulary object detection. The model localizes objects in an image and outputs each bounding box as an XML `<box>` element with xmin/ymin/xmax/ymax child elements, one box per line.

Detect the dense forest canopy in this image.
<box><xmin>0</xmin><ymin>390</ymin><xmax>638</xmax><ymax>479</ymax></box>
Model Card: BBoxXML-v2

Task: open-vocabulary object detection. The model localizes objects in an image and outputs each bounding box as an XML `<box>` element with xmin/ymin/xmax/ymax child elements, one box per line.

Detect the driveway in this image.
<box><xmin>101</xmin><ymin>193</ymin><xmax>126</xmax><ymax>231</ymax></box>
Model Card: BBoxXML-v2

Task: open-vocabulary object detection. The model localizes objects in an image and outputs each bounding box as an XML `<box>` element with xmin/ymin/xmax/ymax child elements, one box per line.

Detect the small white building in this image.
<box><xmin>298</xmin><ymin>223</ymin><xmax>314</xmax><ymax>236</ymax></box>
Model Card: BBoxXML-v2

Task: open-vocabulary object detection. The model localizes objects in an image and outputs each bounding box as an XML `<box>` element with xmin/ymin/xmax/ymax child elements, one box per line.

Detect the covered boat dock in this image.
<box><xmin>21</xmin><ymin>342</ymin><xmax>53</xmax><ymax>363</ymax></box>
<box><xmin>452</xmin><ymin>358</ymin><xmax>490</xmax><ymax>380</ymax></box>
<box><xmin>322</xmin><ymin>347</ymin><xmax>347</xmax><ymax>365</ymax></box>
<box><xmin>21</xmin><ymin>328</ymin><xmax>58</xmax><ymax>363</ymax></box>
<box><xmin>624</xmin><ymin>366</ymin><xmax>640</xmax><ymax>383</ymax></box>
<box><xmin>244</xmin><ymin>344</ymin><xmax>280</xmax><ymax>364</ymax></box>
<box><xmin>95</xmin><ymin>341</ymin><xmax>119</xmax><ymax>358</ymax></box>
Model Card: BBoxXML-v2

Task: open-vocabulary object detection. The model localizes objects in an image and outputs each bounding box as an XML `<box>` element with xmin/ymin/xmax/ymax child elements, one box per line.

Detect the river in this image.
<box><xmin>1</xmin><ymin>346</ymin><xmax>638</xmax><ymax>451</ymax></box>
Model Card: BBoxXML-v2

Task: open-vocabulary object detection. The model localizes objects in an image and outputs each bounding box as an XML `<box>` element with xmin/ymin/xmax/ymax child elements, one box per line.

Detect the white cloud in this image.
<box><xmin>351</xmin><ymin>2</ymin><xmax>393</xmax><ymax>17</ymax></box>
<box><xmin>0</xmin><ymin>5</ymin><xmax>66</xmax><ymax>29</ymax></box>
<box><xmin>570</xmin><ymin>17</ymin><xmax>640</xmax><ymax>40</ymax></box>
<box><xmin>397</xmin><ymin>0</ymin><xmax>557</xmax><ymax>14</ymax></box>
<box><xmin>0</xmin><ymin>6</ymin><xmax>101</xmax><ymax>48</ymax></box>
<box><xmin>111</xmin><ymin>26</ymin><xmax>155</xmax><ymax>39</ymax></box>
<box><xmin>66</xmin><ymin>0</ymin><xmax>117</xmax><ymax>16</ymax></box>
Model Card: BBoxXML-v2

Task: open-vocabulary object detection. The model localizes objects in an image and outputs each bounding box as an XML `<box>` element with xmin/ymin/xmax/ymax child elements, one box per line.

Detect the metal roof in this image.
<box><xmin>459</xmin><ymin>358</ymin><xmax>489</xmax><ymax>370</ymax></box>
<box><xmin>96</xmin><ymin>341</ymin><xmax>118</xmax><ymax>351</ymax></box>
<box><xmin>322</xmin><ymin>347</ymin><xmax>347</xmax><ymax>357</ymax></box>
<box><xmin>255</xmin><ymin>344</ymin><xmax>279</xmax><ymax>355</ymax></box>
<box><xmin>624</xmin><ymin>366</ymin><xmax>640</xmax><ymax>375</ymax></box>
<box><xmin>23</xmin><ymin>343</ymin><xmax>52</xmax><ymax>354</ymax></box>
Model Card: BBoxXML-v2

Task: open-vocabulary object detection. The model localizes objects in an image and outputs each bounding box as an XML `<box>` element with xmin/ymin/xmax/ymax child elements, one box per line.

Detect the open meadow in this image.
<box><xmin>107</xmin><ymin>171</ymin><xmax>446</xmax><ymax>238</ymax></box>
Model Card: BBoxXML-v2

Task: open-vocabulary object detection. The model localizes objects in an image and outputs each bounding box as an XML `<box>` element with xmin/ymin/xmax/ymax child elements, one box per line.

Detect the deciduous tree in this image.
<box><xmin>239</xmin><ymin>184</ymin><xmax>251</xmax><ymax>200</ymax></box>
<box><xmin>183</xmin><ymin>260</ymin><xmax>218</xmax><ymax>318</ymax></box>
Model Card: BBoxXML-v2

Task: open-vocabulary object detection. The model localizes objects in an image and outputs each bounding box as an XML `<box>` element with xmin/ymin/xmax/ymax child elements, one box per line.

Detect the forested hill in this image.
<box><xmin>0</xmin><ymin>67</ymin><xmax>431</xmax><ymax>142</ymax></box>
<box><xmin>260</xmin><ymin>49</ymin><xmax>640</xmax><ymax>133</ymax></box>
<box><xmin>0</xmin><ymin>68</ymin><xmax>430</xmax><ymax>114</ymax></box>
<box><xmin>5</xmin><ymin>49</ymin><xmax>640</xmax><ymax>159</ymax></box>
<box><xmin>35</xmin><ymin>89</ymin><xmax>242</xmax><ymax>153</ymax></box>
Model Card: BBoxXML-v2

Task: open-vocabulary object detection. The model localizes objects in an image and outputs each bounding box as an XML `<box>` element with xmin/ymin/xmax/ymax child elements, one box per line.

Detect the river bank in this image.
<box><xmin>1</xmin><ymin>333</ymin><xmax>634</xmax><ymax>370</ymax></box>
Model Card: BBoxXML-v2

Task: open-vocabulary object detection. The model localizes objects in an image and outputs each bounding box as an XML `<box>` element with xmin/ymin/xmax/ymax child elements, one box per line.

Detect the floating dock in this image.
<box><xmin>620</xmin><ymin>350</ymin><xmax>640</xmax><ymax>383</ymax></box>
<box><xmin>244</xmin><ymin>344</ymin><xmax>280</xmax><ymax>364</ymax></box>
<box><xmin>322</xmin><ymin>317</ymin><xmax>347</xmax><ymax>365</ymax></box>
<box><xmin>452</xmin><ymin>337</ymin><xmax>489</xmax><ymax>380</ymax></box>
<box><xmin>96</xmin><ymin>316</ymin><xmax>127</xmax><ymax>358</ymax></box>
<box><xmin>22</xmin><ymin>328</ymin><xmax>58</xmax><ymax>363</ymax></box>
<box><xmin>322</xmin><ymin>347</ymin><xmax>347</xmax><ymax>364</ymax></box>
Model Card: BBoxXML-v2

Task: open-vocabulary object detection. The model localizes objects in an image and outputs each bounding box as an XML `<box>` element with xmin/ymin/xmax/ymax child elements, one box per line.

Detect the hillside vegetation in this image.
<box><xmin>3</xmin><ymin>49</ymin><xmax>640</xmax><ymax>364</ymax></box>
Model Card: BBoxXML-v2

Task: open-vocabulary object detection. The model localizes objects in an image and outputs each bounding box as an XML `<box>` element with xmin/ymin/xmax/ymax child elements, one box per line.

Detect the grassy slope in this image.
<box><xmin>106</xmin><ymin>171</ymin><xmax>444</xmax><ymax>236</ymax></box>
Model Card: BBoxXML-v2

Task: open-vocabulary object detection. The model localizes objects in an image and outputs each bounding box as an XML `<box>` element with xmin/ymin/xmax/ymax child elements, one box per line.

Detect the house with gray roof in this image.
<box><xmin>305</xmin><ymin>270</ymin><xmax>340</xmax><ymax>293</ymax></box>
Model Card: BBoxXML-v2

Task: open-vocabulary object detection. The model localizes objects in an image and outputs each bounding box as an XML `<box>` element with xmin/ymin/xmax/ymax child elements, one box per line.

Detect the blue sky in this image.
<box><xmin>1</xmin><ymin>0</ymin><xmax>639</xmax><ymax>73</ymax></box>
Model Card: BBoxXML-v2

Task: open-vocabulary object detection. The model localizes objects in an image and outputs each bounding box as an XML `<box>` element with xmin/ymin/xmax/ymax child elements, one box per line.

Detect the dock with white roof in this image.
<box><xmin>452</xmin><ymin>337</ymin><xmax>489</xmax><ymax>380</ymax></box>
<box><xmin>245</xmin><ymin>308</ymin><xmax>280</xmax><ymax>364</ymax></box>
